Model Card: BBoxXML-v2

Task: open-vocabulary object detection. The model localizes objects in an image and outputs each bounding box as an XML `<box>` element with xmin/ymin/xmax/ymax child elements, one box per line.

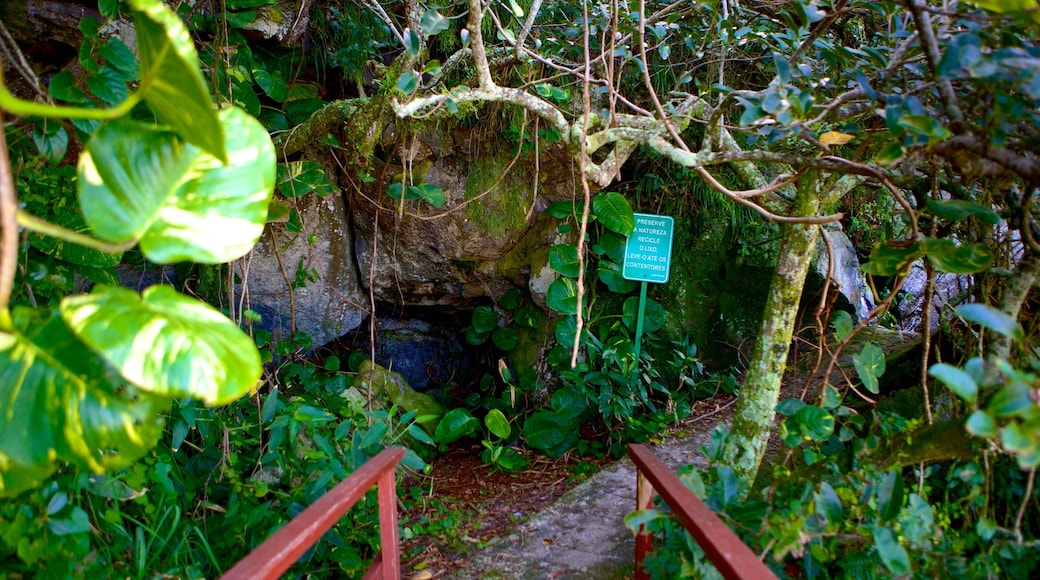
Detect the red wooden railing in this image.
<box><xmin>628</xmin><ymin>444</ymin><xmax>778</xmax><ymax>580</ymax></box>
<box><xmin>222</xmin><ymin>446</ymin><xmax>405</xmax><ymax>580</ymax></box>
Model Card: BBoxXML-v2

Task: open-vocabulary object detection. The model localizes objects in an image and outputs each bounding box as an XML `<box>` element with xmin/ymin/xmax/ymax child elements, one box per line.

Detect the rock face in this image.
<box><xmin>808</xmin><ymin>225</ymin><xmax>874</xmax><ymax>319</ymax></box>
<box><xmin>895</xmin><ymin>262</ymin><xmax>972</xmax><ymax>333</ymax></box>
<box><xmin>235</xmin><ymin>192</ymin><xmax>366</xmax><ymax>347</ymax></box>
<box><xmin>350</xmin><ymin>125</ymin><xmax>580</xmax><ymax>308</ymax></box>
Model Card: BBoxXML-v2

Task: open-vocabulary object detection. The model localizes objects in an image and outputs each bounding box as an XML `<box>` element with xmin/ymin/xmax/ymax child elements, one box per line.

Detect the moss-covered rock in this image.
<box><xmin>356</xmin><ymin>360</ymin><xmax>447</xmax><ymax>435</ymax></box>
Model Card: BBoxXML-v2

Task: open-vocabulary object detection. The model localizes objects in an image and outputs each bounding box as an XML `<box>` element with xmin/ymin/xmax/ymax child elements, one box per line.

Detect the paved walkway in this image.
<box><xmin>444</xmin><ymin>413</ymin><xmax>730</xmax><ymax>579</ymax></box>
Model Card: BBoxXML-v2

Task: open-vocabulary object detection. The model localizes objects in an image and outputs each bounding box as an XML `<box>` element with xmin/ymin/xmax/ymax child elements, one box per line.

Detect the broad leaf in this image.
<box><xmin>877</xmin><ymin>470</ymin><xmax>905</xmax><ymax>521</ymax></box>
<box><xmin>402</xmin><ymin>28</ymin><xmax>421</xmax><ymax>56</ymax></box>
<box><xmin>929</xmin><ymin>363</ymin><xmax>978</xmax><ymax>403</ymax></box>
<box><xmin>485</xmin><ymin>409</ymin><xmax>511</xmax><ymax>439</ymax></box>
<box><xmin>277</xmin><ymin>161</ymin><xmax>337</xmax><ymax>198</ymax></box>
<box><xmin>873</xmin><ymin>526</ymin><xmax>910</xmax><ymax>575</ymax></box>
<box><xmin>546</xmin><ymin>278</ymin><xmax>579</xmax><ymax>314</ymax></box>
<box><xmin>831</xmin><ymin>311</ymin><xmax>853</xmax><ymax>340</ymax></box>
<box><xmin>814</xmin><ymin>482</ymin><xmax>844</xmax><ymax>524</ymax></box>
<box><xmin>956</xmin><ymin>303</ymin><xmax>1024</xmax><ymax>341</ymax></box>
<box><xmin>79</xmin><ymin>108</ymin><xmax>275</xmax><ymax>264</ymax></box>
<box><xmin>926</xmin><ymin>199</ymin><xmax>1001</xmax><ymax>225</ymax></box>
<box><xmin>0</xmin><ymin>313</ymin><xmax>166</xmax><ymax>497</ymax></box>
<box><xmin>861</xmin><ymin>242</ymin><xmax>922</xmax><ymax>276</ymax></box>
<box><xmin>129</xmin><ymin>0</ymin><xmax>225</xmax><ymax>161</ymax></box>
<box><xmin>434</xmin><ymin>408</ymin><xmax>479</xmax><ymax>444</ymax></box>
<box><xmin>793</xmin><ymin>405</ymin><xmax>835</xmax><ymax>442</ymax></box>
<box><xmin>61</xmin><ymin>285</ymin><xmax>261</xmax><ymax>405</ymax></box>
<box><xmin>28</xmin><ymin>211</ymin><xmax>123</xmax><ymax>268</ymax></box>
<box><xmin>853</xmin><ymin>342</ymin><xmax>885</xmax><ymax>395</ymax></box>
<box><xmin>966</xmin><ymin>410</ymin><xmax>997</xmax><ymax>437</ymax></box>
<box><xmin>471</xmin><ymin>306</ymin><xmax>498</xmax><ymax>334</ymax></box>
<box><xmin>622</xmin><ymin>296</ymin><xmax>667</xmax><ymax>333</ymax></box>
<box><xmin>593</xmin><ymin>192</ymin><xmax>634</xmax><ymax>236</ymax></box>
<box><xmin>492</xmin><ymin>327</ymin><xmax>519</xmax><ymax>351</ymax></box>
<box><xmin>524</xmin><ymin>411</ymin><xmax>577</xmax><ymax>457</ymax></box>
<box><xmin>549</xmin><ymin>244</ymin><xmax>580</xmax><ymax>278</ymax></box>
<box><xmin>420</xmin><ymin>9</ymin><xmax>450</xmax><ymax>35</ymax></box>
<box><xmin>922</xmin><ymin>238</ymin><xmax>992</xmax><ymax>274</ymax></box>
<box><xmin>253</xmin><ymin>68</ymin><xmax>289</xmax><ymax>102</ymax></box>
<box><xmin>987</xmin><ymin>381</ymin><xmax>1033</xmax><ymax>417</ymax></box>
<box><xmin>598</xmin><ymin>261</ymin><xmax>638</xmax><ymax>293</ymax></box>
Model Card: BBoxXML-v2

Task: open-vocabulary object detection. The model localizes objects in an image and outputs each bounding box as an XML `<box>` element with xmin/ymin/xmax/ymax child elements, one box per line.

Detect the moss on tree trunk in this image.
<box><xmin>720</xmin><ymin>172</ymin><xmax>856</xmax><ymax>489</ymax></box>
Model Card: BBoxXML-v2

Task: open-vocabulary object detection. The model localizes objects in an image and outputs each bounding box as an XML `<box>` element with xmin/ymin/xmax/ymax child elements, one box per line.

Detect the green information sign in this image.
<box><xmin>623</xmin><ymin>213</ymin><xmax>674</xmax><ymax>284</ymax></box>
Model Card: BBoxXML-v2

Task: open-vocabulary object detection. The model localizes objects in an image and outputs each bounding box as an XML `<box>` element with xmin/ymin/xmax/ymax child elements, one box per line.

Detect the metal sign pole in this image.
<box><xmin>632</xmin><ymin>281</ymin><xmax>648</xmax><ymax>382</ymax></box>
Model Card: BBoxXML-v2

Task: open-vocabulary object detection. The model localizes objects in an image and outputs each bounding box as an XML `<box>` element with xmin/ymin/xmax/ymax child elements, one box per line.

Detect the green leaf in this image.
<box><xmin>471</xmin><ymin>306</ymin><xmax>498</xmax><ymax>334</ymax></box>
<box><xmin>877</xmin><ymin>470</ymin><xmax>905</xmax><ymax>521</ymax></box>
<box><xmin>492</xmin><ymin>327</ymin><xmax>519</xmax><ymax>351</ymax></box>
<box><xmin>926</xmin><ymin>199</ymin><xmax>1001</xmax><ymax>225</ymax></box>
<box><xmin>929</xmin><ymin>363</ymin><xmax>978</xmax><ymax>403</ymax></box>
<box><xmin>402</xmin><ymin>28</ymin><xmax>421</xmax><ymax>56</ymax></box>
<box><xmin>897</xmin><ymin>114</ymin><xmax>951</xmax><ymax>141</ymax></box>
<box><xmin>387</xmin><ymin>182</ymin><xmax>418</xmax><ymax>201</ymax></box>
<box><xmin>956</xmin><ymin>304</ymin><xmax>1024</xmax><ymax>341</ymax></box>
<box><xmin>776</xmin><ymin>398</ymin><xmax>807</xmax><ymax>415</ymax></box>
<box><xmin>831</xmin><ymin>311</ymin><xmax>853</xmax><ymax>340</ymax></box>
<box><xmin>33</xmin><ymin>122</ymin><xmax>69</xmax><ymax>164</ymax></box>
<box><xmin>410</xmin><ymin>183</ymin><xmax>446</xmax><ymax>207</ymax></box>
<box><xmin>277</xmin><ymin>161</ymin><xmax>337</xmax><ymax>198</ymax></box>
<box><xmin>624</xmin><ymin>509</ymin><xmax>666</xmax><ymax>534</ymax></box>
<box><xmin>966</xmin><ymin>410</ymin><xmax>997</xmax><ymax>437</ymax></box>
<box><xmin>420</xmin><ymin>9</ymin><xmax>450</xmax><ymax>35</ymax></box>
<box><xmin>793</xmin><ymin>405</ymin><xmax>835</xmax><ymax>442</ymax></box>
<box><xmin>1001</xmin><ymin>422</ymin><xmax>1039</xmax><ymax>466</ymax></box>
<box><xmin>853</xmin><ymin>342</ymin><xmax>885</xmax><ymax>395</ymax></box>
<box><xmin>129</xmin><ymin>0</ymin><xmax>225</xmax><ymax>161</ymax></box>
<box><xmin>49</xmin><ymin>71</ymin><xmax>85</xmax><ymax>102</ymax></box>
<box><xmin>484</xmin><ymin>408</ymin><xmax>511</xmax><ymax>439</ymax></box>
<box><xmin>861</xmin><ymin>242</ymin><xmax>922</xmax><ymax>276</ymax></box>
<box><xmin>0</xmin><ymin>313</ymin><xmax>167</xmax><ymax>497</ymax></box>
<box><xmin>622</xmin><ymin>296</ymin><xmax>667</xmax><ymax>333</ymax></box>
<box><xmin>61</xmin><ymin>285</ymin><xmax>261</xmax><ymax>405</ymax></box>
<box><xmin>87</xmin><ymin>67</ymin><xmax>129</xmax><ymax>105</ymax></box>
<box><xmin>987</xmin><ymin>381</ymin><xmax>1033</xmax><ymax>417</ymax></box>
<box><xmin>294</xmin><ymin>404</ymin><xmax>336</xmax><ymax>423</ymax></box>
<box><xmin>549</xmin><ymin>244</ymin><xmax>580</xmax><ymax>278</ymax></box>
<box><xmin>397</xmin><ymin>70</ymin><xmax>419</xmax><ymax>94</ymax></box>
<box><xmin>407</xmin><ymin>423</ymin><xmax>436</xmax><ymax>446</ymax></box>
<box><xmin>593</xmin><ymin>192</ymin><xmax>634</xmax><ymax>236</ymax></box>
<box><xmin>434</xmin><ymin>408</ymin><xmax>479</xmax><ymax>444</ymax></box>
<box><xmin>253</xmin><ymin>68</ymin><xmax>289</xmax><ymax>102</ymax></box>
<box><xmin>514</xmin><ymin>306</ymin><xmax>539</xmax><ymax>329</ymax></box>
<box><xmin>79</xmin><ymin>108</ymin><xmax>275</xmax><ymax>264</ymax></box>
<box><xmin>921</xmin><ymin>238</ymin><xmax>992</xmax><ymax>274</ymax></box>
<box><xmin>597</xmin><ymin>261</ymin><xmax>638</xmax><ymax>293</ymax></box>
<box><xmin>546</xmin><ymin>278</ymin><xmax>579</xmax><ymax>314</ymax></box>
<box><xmin>872</xmin><ymin>526</ymin><xmax>910</xmax><ymax>575</ymax></box>
<box><xmin>814</xmin><ymin>482</ymin><xmax>844</xmax><ymax>524</ymax></box>
<box><xmin>500</xmin><ymin>289</ymin><xmax>521</xmax><ymax>310</ymax></box>
<box><xmin>99</xmin><ymin>38</ymin><xmax>139</xmax><ymax>80</ymax></box>
<box><xmin>28</xmin><ymin>210</ymin><xmax>123</xmax><ymax>268</ymax></box>
<box><xmin>524</xmin><ymin>411</ymin><xmax>578</xmax><ymax>457</ymax></box>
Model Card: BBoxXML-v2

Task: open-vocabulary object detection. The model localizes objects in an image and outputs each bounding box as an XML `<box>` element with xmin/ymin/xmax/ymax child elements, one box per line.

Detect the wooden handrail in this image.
<box><xmin>222</xmin><ymin>446</ymin><xmax>406</xmax><ymax>580</ymax></box>
<box><xmin>628</xmin><ymin>444</ymin><xmax>778</xmax><ymax>580</ymax></box>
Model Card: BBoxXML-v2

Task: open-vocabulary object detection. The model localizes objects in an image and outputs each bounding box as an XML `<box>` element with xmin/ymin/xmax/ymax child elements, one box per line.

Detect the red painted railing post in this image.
<box><xmin>377</xmin><ymin>463</ymin><xmax>400</xmax><ymax>579</ymax></box>
<box><xmin>222</xmin><ymin>446</ymin><xmax>405</xmax><ymax>580</ymax></box>
<box><xmin>634</xmin><ymin>469</ymin><xmax>654</xmax><ymax>580</ymax></box>
<box><xmin>628</xmin><ymin>444</ymin><xmax>778</xmax><ymax>580</ymax></box>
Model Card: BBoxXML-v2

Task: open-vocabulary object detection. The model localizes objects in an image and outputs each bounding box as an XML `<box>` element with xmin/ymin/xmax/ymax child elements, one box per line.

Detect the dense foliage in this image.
<box><xmin>1</xmin><ymin>0</ymin><xmax>1039</xmax><ymax>576</ymax></box>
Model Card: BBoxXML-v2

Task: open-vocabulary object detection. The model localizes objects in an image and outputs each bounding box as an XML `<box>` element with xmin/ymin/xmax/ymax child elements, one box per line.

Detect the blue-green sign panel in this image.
<box><xmin>623</xmin><ymin>213</ymin><xmax>674</xmax><ymax>283</ymax></box>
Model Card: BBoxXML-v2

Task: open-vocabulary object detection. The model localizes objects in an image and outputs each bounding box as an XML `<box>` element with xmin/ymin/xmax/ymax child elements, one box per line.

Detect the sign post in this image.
<box><xmin>622</xmin><ymin>214</ymin><xmax>675</xmax><ymax>379</ymax></box>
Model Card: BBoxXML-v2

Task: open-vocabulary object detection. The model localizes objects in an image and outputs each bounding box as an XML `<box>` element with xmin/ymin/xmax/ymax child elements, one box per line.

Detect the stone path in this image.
<box><xmin>444</xmin><ymin>410</ymin><xmax>733</xmax><ymax>580</ymax></box>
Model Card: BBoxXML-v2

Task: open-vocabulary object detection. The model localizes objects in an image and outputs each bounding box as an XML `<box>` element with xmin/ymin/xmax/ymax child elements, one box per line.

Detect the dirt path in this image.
<box><xmin>401</xmin><ymin>395</ymin><xmax>738</xmax><ymax>579</ymax></box>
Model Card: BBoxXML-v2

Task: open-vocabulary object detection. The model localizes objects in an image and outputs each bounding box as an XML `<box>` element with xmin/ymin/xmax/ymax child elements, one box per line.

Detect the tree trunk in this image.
<box><xmin>721</xmin><ymin>173</ymin><xmax>848</xmax><ymax>488</ymax></box>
